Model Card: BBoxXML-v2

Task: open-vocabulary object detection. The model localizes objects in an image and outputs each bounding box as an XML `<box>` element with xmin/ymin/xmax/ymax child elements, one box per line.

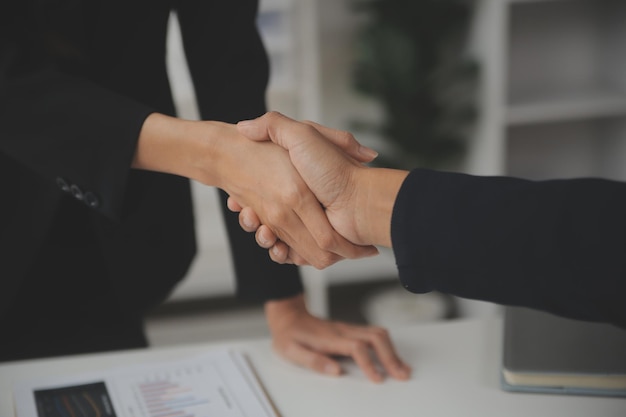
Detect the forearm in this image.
<box><xmin>392</xmin><ymin>169</ymin><xmax>626</xmax><ymax>327</ymax></box>
<box><xmin>264</xmin><ymin>294</ymin><xmax>308</xmax><ymax>327</ymax></box>
<box><xmin>133</xmin><ymin>113</ymin><xmax>262</xmax><ymax>193</ymax></box>
<box><xmin>133</xmin><ymin>113</ymin><xmax>223</xmax><ymax>183</ymax></box>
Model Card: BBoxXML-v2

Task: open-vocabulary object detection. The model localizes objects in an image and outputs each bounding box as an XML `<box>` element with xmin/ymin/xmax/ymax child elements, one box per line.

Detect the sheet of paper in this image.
<box><xmin>14</xmin><ymin>349</ymin><xmax>278</xmax><ymax>417</ymax></box>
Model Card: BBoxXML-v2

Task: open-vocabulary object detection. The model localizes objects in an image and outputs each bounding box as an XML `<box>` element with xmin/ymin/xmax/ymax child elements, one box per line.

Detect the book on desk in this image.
<box><xmin>502</xmin><ymin>306</ymin><xmax>626</xmax><ymax>397</ymax></box>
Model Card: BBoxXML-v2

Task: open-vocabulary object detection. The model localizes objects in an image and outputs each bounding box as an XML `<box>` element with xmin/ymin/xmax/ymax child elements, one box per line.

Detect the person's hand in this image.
<box><xmin>229</xmin><ymin>112</ymin><xmax>408</xmax><ymax>264</ymax></box>
<box><xmin>230</xmin><ymin>112</ymin><xmax>370</xmax><ymax>265</ymax></box>
<box><xmin>236</xmin><ymin>113</ymin><xmax>366</xmax><ymax>243</ymax></box>
<box><xmin>134</xmin><ymin>113</ymin><xmax>378</xmax><ymax>269</ymax></box>
<box><xmin>209</xmin><ymin>121</ymin><xmax>380</xmax><ymax>268</ymax></box>
<box><xmin>265</xmin><ymin>294</ymin><xmax>411</xmax><ymax>383</ymax></box>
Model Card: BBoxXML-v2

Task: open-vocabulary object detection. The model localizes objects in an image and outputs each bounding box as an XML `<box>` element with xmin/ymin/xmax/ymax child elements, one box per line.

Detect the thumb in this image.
<box><xmin>236</xmin><ymin>117</ymin><xmax>269</xmax><ymax>142</ymax></box>
<box><xmin>236</xmin><ymin>111</ymin><xmax>301</xmax><ymax>152</ymax></box>
<box><xmin>303</xmin><ymin>120</ymin><xmax>378</xmax><ymax>163</ymax></box>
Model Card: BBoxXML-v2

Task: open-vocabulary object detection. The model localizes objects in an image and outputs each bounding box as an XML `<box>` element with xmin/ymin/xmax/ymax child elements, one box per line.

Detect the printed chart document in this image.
<box><xmin>14</xmin><ymin>349</ymin><xmax>279</xmax><ymax>417</ymax></box>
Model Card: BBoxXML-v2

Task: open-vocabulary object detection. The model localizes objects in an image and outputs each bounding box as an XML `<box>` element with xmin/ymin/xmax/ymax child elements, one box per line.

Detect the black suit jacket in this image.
<box><xmin>0</xmin><ymin>0</ymin><xmax>303</xmax><ymax>318</ymax></box>
<box><xmin>391</xmin><ymin>169</ymin><xmax>626</xmax><ymax>328</ymax></box>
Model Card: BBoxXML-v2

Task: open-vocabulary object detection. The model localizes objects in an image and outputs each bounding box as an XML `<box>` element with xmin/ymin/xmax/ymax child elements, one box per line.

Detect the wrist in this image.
<box><xmin>132</xmin><ymin>113</ymin><xmax>232</xmax><ymax>185</ymax></box>
<box><xmin>353</xmin><ymin>168</ymin><xmax>409</xmax><ymax>247</ymax></box>
<box><xmin>264</xmin><ymin>294</ymin><xmax>308</xmax><ymax>329</ymax></box>
<box><xmin>133</xmin><ymin>113</ymin><xmax>204</xmax><ymax>178</ymax></box>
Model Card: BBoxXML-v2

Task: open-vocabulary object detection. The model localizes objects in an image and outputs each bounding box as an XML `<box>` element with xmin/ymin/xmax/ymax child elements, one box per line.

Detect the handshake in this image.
<box><xmin>224</xmin><ymin>112</ymin><xmax>409</xmax><ymax>269</ymax></box>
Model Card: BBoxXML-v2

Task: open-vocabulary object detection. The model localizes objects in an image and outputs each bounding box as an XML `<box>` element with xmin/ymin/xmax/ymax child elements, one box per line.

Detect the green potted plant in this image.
<box><xmin>352</xmin><ymin>0</ymin><xmax>479</xmax><ymax>169</ymax></box>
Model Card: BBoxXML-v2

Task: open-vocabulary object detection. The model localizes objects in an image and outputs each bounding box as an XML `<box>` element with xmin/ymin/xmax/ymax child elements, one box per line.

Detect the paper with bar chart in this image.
<box><xmin>14</xmin><ymin>349</ymin><xmax>278</xmax><ymax>417</ymax></box>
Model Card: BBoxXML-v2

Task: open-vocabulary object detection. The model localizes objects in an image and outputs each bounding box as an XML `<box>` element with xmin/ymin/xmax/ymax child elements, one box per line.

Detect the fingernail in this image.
<box><xmin>359</xmin><ymin>146</ymin><xmax>378</xmax><ymax>160</ymax></box>
<box><xmin>271</xmin><ymin>245</ymin><xmax>281</xmax><ymax>256</ymax></box>
<box><xmin>242</xmin><ymin>217</ymin><xmax>254</xmax><ymax>229</ymax></box>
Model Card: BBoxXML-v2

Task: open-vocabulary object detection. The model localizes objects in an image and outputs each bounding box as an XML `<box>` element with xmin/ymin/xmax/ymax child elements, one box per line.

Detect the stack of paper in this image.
<box><xmin>14</xmin><ymin>349</ymin><xmax>278</xmax><ymax>417</ymax></box>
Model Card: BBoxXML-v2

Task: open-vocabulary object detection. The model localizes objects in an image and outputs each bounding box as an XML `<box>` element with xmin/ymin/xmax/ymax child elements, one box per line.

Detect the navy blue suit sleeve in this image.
<box><xmin>391</xmin><ymin>169</ymin><xmax>626</xmax><ymax>327</ymax></box>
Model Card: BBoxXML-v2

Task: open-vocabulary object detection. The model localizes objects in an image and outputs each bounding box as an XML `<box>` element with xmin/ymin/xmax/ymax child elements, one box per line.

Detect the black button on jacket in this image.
<box><xmin>0</xmin><ymin>0</ymin><xmax>303</xmax><ymax>318</ymax></box>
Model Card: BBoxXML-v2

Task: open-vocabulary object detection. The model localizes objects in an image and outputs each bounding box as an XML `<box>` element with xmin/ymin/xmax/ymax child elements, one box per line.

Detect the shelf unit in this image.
<box><xmin>463</xmin><ymin>0</ymin><xmax>626</xmax><ymax>316</ymax></box>
<box><xmin>467</xmin><ymin>0</ymin><xmax>626</xmax><ymax>179</ymax></box>
<box><xmin>258</xmin><ymin>0</ymin><xmax>322</xmax><ymax>121</ymax></box>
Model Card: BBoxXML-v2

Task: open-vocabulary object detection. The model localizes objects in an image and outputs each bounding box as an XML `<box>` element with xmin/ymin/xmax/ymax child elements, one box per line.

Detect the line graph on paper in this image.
<box><xmin>17</xmin><ymin>351</ymin><xmax>274</xmax><ymax>417</ymax></box>
<box><xmin>134</xmin><ymin>368</ymin><xmax>211</xmax><ymax>417</ymax></box>
<box><xmin>115</xmin><ymin>362</ymin><xmax>243</xmax><ymax>417</ymax></box>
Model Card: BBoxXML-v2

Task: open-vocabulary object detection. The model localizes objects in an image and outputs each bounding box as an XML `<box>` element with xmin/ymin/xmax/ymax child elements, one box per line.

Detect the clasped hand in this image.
<box><xmin>218</xmin><ymin>112</ymin><xmax>411</xmax><ymax>383</ymax></box>
<box><xmin>209</xmin><ymin>115</ymin><xmax>377</xmax><ymax>269</ymax></box>
<box><xmin>226</xmin><ymin>111</ymin><xmax>384</xmax><ymax>265</ymax></box>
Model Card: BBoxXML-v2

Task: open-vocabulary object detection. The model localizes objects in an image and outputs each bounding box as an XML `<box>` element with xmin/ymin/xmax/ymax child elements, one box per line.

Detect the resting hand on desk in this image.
<box><xmin>265</xmin><ymin>294</ymin><xmax>411</xmax><ymax>383</ymax></box>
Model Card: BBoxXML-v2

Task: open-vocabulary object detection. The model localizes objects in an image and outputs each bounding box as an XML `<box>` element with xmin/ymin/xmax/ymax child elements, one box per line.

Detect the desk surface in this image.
<box><xmin>1</xmin><ymin>318</ymin><xmax>624</xmax><ymax>417</ymax></box>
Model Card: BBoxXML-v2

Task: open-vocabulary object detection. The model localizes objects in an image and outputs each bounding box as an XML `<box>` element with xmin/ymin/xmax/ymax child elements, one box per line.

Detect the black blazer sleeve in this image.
<box><xmin>391</xmin><ymin>169</ymin><xmax>626</xmax><ymax>327</ymax></box>
<box><xmin>176</xmin><ymin>0</ymin><xmax>304</xmax><ymax>301</ymax></box>
<box><xmin>0</xmin><ymin>3</ymin><xmax>154</xmax><ymax>221</ymax></box>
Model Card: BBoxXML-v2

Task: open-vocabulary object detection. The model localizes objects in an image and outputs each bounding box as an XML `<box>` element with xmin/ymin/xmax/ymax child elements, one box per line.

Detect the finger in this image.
<box><xmin>238</xmin><ymin>207</ymin><xmax>261</xmax><ymax>232</ymax></box>
<box><xmin>344</xmin><ymin>325</ymin><xmax>412</xmax><ymax>381</ymax></box>
<box><xmin>292</xmin><ymin>330</ymin><xmax>384</xmax><ymax>383</ymax></box>
<box><xmin>342</xmin><ymin>339</ymin><xmax>384</xmax><ymax>383</ymax></box>
<box><xmin>295</xmin><ymin>192</ymin><xmax>379</xmax><ymax>266</ymax></box>
<box><xmin>238</xmin><ymin>112</ymin><xmax>378</xmax><ymax>164</ymax></box>
<box><xmin>269</xmin><ymin>241</ymin><xmax>291</xmax><ymax>264</ymax></box>
<box><xmin>227</xmin><ymin>196</ymin><xmax>243</xmax><ymax>212</ymax></box>
<box><xmin>279</xmin><ymin>244</ymin><xmax>310</xmax><ymax>266</ymax></box>
<box><xmin>238</xmin><ymin>111</ymin><xmax>309</xmax><ymax>151</ymax></box>
<box><xmin>302</xmin><ymin>120</ymin><xmax>378</xmax><ymax>163</ymax></box>
<box><xmin>236</xmin><ymin>112</ymin><xmax>283</xmax><ymax>142</ymax></box>
<box><xmin>277</xmin><ymin>341</ymin><xmax>343</xmax><ymax>377</ymax></box>
<box><xmin>256</xmin><ymin>225</ymin><xmax>277</xmax><ymax>248</ymax></box>
<box><xmin>267</xmin><ymin>203</ymin><xmax>343</xmax><ymax>269</ymax></box>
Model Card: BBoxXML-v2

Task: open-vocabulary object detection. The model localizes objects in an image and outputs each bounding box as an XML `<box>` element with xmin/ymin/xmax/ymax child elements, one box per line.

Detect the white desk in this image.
<box><xmin>1</xmin><ymin>318</ymin><xmax>624</xmax><ymax>417</ymax></box>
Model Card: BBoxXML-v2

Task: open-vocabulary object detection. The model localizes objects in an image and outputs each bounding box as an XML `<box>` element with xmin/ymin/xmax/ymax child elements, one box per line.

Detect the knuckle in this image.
<box><xmin>282</xmin><ymin>188</ymin><xmax>302</xmax><ymax>207</ymax></box>
<box><xmin>313</xmin><ymin>252</ymin><xmax>336</xmax><ymax>270</ymax></box>
<box><xmin>266</xmin><ymin>110</ymin><xmax>282</xmax><ymax>121</ymax></box>
<box><xmin>370</xmin><ymin>326</ymin><xmax>390</xmax><ymax>340</ymax></box>
<box><xmin>348</xmin><ymin>340</ymin><xmax>367</xmax><ymax>354</ymax></box>
<box><xmin>297</xmin><ymin>122</ymin><xmax>319</xmax><ymax>138</ymax></box>
<box><xmin>337</xmin><ymin>130</ymin><xmax>356</xmax><ymax>147</ymax></box>
<box><xmin>265</xmin><ymin>206</ymin><xmax>286</xmax><ymax>225</ymax></box>
<box><xmin>317</xmin><ymin>233</ymin><xmax>337</xmax><ymax>252</ymax></box>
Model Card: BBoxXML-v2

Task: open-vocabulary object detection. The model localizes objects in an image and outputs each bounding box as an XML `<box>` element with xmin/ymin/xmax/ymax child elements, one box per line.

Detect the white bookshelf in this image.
<box><xmin>468</xmin><ymin>0</ymin><xmax>626</xmax><ymax>177</ymax></box>
<box><xmin>463</xmin><ymin>0</ymin><xmax>626</xmax><ymax>316</ymax></box>
<box><xmin>258</xmin><ymin>0</ymin><xmax>322</xmax><ymax>121</ymax></box>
